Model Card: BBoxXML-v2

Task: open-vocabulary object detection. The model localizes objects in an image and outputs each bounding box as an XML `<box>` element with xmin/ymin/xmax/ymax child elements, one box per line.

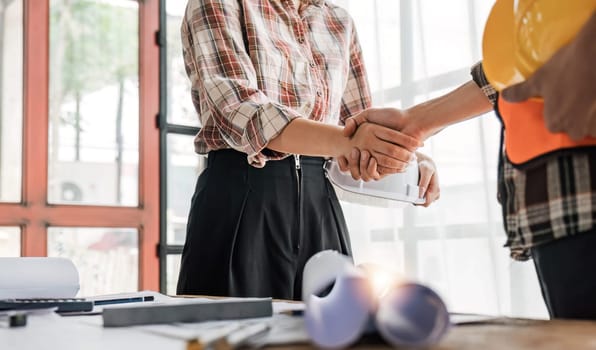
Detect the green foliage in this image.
<box><xmin>50</xmin><ymin>0</ymin><xmax>138</xmax><ymax>103</ymax></box>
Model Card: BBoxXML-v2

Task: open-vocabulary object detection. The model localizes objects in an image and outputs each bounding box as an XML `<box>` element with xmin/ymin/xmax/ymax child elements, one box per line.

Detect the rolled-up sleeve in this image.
<box><xmin>182</xmin><ymin>0</ymin><xmax>300</xmax><ymax>163</ymax></box>
<box><xmin>339</xmin><ymin>19</ymin><xmax>372</xmax><ymax>125</ymax></box>
<box><xmin>470</xmin><ymin>61</ymin><xmax>498</xmax><ymax>105</ymax></box>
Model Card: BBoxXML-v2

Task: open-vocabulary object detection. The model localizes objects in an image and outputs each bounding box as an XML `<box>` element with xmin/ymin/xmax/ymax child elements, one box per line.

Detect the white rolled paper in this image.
<box><xmin>304</xmin><ymin>274</ymin><xmax>374</xmax><ymax>349</ymax></box>
<box><xmin>375</xmin><ymin>283</ymin><xmax>451</xmax><ymax>347</ymax></box>
<box><xmin>302</xmin><ymin>250</ymin><xmax>354</xmax><ymax>298</ymax></box>
<box><xmin>0</xmin><ymin>257</ymin><xmax>80</xmax><ymax>299</ymax></box>
<box><xmin>302</xmin><ymin>251</ymin><xmax>451</xmax><ymax>348</ymax></box>
<box><xmin>302</xmin><ymin>250</ymin><xmax>374</xmax><ymax>349</ymax></box>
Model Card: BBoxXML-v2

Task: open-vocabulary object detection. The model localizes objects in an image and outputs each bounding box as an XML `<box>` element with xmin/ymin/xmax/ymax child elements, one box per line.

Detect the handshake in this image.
<box><xmin>338</xmin><ymin>107</ymin><xmax>442</xmax><ymax>207</ymax></box>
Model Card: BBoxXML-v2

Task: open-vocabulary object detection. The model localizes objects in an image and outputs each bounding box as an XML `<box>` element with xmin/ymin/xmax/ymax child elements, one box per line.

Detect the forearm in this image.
<box><xmin>406</xmin><ymin>81</ymin><xmax>493</xmax><ymax>138</ymax></box>
<box><xmin>267</xmin><ymin>118</ymin><xmax>349</xmax><ymax>157</ymax></box>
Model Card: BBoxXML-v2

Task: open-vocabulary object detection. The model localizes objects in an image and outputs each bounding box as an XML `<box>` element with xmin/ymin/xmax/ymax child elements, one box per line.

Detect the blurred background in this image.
<box><xmin>0</xmin><ymin>0</ymin><xmax>546</xmax><ymax>318</ymax></box>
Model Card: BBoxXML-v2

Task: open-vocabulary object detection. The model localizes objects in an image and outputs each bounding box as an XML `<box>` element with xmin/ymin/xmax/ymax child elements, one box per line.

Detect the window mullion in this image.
<box><xmin>22</xmin><ymin>0</ymin><xmax>49</xmax><ymax>257</ymax></box>
<box><xmin>139</xmin><ymin>0</ymin><xmax>161</xmax><ymax>291</ymax></box>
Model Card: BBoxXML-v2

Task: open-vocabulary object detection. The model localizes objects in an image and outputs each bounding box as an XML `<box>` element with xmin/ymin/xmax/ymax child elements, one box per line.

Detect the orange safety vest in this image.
<box><xmin>498</xmin><ymin>98</ymin><xmax>596</xmax><ymax>165</ymax></box>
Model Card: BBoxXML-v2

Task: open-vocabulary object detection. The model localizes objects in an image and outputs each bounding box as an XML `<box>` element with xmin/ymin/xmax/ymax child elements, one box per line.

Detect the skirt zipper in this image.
<box><xmin>293</xmin><ymin>154</ymin><xmax>302</xmax><ymax>253</ymax></box>
<box><xmin>294</xmin><ymin>154</ymin><xmax>301</xmax><ymax>196</ymax></box>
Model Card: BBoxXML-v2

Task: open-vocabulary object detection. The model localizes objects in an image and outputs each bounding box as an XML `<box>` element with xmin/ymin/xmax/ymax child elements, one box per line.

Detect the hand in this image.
<box><xmin>339</xmin><ymin>123</ymin><xmax>420</xmax><ymax>181</ymax></box>
<box><xmin>341</xmin><ymin>107</ymin><xmax>443</xmax><ymax>180</ymax></box>
<box><xmin>337</xmin><ymin>147</ymin><xmax>408</xmax><ymax>181</ymax></box>
<box><xmin>415</xmin><ymin>152</ymin><xmax>440</xmax><ymax>207</ymax></box>
<box><xmin>338</xmin><ymin>150</ymin><xmax>440</xmax><ymax>207</ymax></box>
<box><xmin>340</xmin><ymin>108</ymin><xmax>427</xmax><ymax>180</ymax></box>
<box><xmin>501</xmin><ymin>13</ymin><xmax>596</xmax><ymax>140</ymax></box>
<box><xmin>344</xmin><ymin>108</ymin><xmax>415</xmax><ymax>139</ymax></box>
<box><xmin>337</xmin><ymin>149</ymin><xmax>381</xmax><ymax>182</ymax></box>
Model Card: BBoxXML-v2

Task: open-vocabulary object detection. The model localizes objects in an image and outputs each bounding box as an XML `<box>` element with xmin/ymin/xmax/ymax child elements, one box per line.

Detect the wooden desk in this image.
<box><xmin>4</xmin><ymin>301</ymin><xmax>596</xmax><ymax>349</ymax></box>
<box><xmin>438</xmin><ymin>318</ymin><xmax>596</xmax><ymax>350</ymax></box>
<box><xmin>267</xmin><ymin>318</ymin><xmax>596</xmax><ymax>350</ymax></box>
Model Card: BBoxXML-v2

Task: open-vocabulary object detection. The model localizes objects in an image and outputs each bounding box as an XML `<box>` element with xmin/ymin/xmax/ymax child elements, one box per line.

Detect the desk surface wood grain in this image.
<box><xmin>266</xmin><ymin>318</ymin><xmax>596</xmax><ymax>350</ymax></box>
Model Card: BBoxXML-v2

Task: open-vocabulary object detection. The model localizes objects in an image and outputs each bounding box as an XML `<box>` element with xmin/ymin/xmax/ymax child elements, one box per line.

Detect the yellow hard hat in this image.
<box><xmin>482</xmin><ymin>0</ymin><xmax>596</xmax><ymax>91</ymax></box>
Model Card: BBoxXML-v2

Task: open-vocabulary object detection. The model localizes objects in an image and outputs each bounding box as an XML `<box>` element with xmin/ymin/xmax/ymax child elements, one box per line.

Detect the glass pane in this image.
<box><xmin>425</xmin><ymin>238</ymin><xmax>500</xmax><ymax>314</ymax></box>
<box><xmin>411</xmin><ymin>0</ymin><xmax>472</xmax><ymax>80</ymax></box>
<box><xmin>342</xmin><ymin>0</ymin><xmax>401</xmax><ymax>103</ymax></box>
<box><xmin>409</xmin><ymin>90</ymin><xmax>502</xmax><ymax>228</ymax></box>
<box><xmin>0</xmin><ymin>0</ymin><xmax>23</xmax><ymax>203</ymax></box>
<box><xmin>343</xmin><ymin>202</ymin><xmax>406</xmax><ymax>271</ymax></box>
<box><xmin>167</xmin><ymin>134</ymin><xmax>205</xmax><ymax>244</ymax></box>
<box><xmin>411</xmin><ymin>0</ymin><xmax>493</xmax><ymax>80</ymax></box>
<box><xmin>0</xmin><ymin>227</ymin><xmax>20</xmax><ymax>257</ymax></box>
<box><xmin>48</xmin><ymin>0</ymin><xmax>139</xmax><ymax>206</ymax></box>
<box><xmin>166</xmin><ymin>254</ymin><xmax>181</xmax><ymax>295</ymax></box>
<box><xmin>166</xmin><ymin>0</ymin><xmax>198</xmax><ymax>127</ymax></box>
<box><xmin>48</xmin><ymin>227</ymin><xmax>138</xmax><ymax>296</ymax></box>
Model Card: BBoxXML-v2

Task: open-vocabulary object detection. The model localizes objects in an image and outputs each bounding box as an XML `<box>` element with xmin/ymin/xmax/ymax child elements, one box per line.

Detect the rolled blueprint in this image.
<box><xmin>302</xmin><ymin>250</ymin><xmax>355</xmax><ymax>298</ymax></box>
<box><xmin>302</xmin><ymin>251</ymin><xmax>451</xmax><ymax>348</ymax></box>
<box><xmin>0</xmin><ymin>257</ymin><xmax>80</xmax><ymax>299</ymax></box>
<box><xmin>302</xmin><ymin>250</ymin><xmax>374</xmax><ymax>349</ymax></box>
<box><xmin>375</xmin><ymin>283</ymin><xmax>451</xmax><ymax>347</ymax></box>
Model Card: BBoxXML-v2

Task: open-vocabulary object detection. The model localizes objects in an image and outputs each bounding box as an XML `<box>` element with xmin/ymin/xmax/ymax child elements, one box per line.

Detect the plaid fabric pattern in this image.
<box><xmin>471</xmin><ymin>62</ymin><xmax>596</xmax><ymax>260</ymax></box>
<box><xmin>182</xmin><ymin>0</ymin><xmax>371</xmax><ymax>167</ymax></box>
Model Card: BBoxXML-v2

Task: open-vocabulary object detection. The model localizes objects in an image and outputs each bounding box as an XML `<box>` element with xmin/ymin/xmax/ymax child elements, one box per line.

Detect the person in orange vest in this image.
<box><xmin>341</xmin><ymin>11</ymin><xmax>596</xmax><ymax>319</ymax></box>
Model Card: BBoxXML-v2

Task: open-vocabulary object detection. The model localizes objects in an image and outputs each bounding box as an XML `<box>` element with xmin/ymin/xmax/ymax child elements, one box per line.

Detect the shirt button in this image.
<box><xmin>309</xmin><ymin>62</ymin><xmax>316</xmax><ymax>68</ymax></box>
<box><xmin>316</xmin><ymin>90</ymin><xmax>323</xmax><ymax>97</ymax></box>
<box><xmin>298</xmin><ymin>37</ymin><xmax>305</xmax><ymax>44</ymax></box>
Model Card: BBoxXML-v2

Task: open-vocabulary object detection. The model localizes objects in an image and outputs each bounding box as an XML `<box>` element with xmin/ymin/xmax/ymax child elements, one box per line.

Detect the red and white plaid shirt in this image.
<box><xmin>181</xmin><ymin>0</ymin><xmax>371</xmax><ymax>167</ymax></box>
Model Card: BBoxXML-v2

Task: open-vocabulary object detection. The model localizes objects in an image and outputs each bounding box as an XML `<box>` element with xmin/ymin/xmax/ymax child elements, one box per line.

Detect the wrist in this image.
<box><xmin>334</xmin><ymin>127</ymin><xmax>353</xmax><ymax>158</ymax></box>
<box><xmin>403</xmin><ymin>105</ymin><xmax>440</xmax><ymax>140</ymax></box>
<box><xmin>268</xmin><ymin>118</ymin><xmax>349</xmax><ymax>158</ymax></box>
<box><xmin>405</xmin><ymin>81</ymin><xmax>492</xmax><ymax>139</ymax></box>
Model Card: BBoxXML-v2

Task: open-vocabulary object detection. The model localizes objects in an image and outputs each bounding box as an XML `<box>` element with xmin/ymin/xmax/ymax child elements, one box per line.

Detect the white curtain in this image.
<box><xmin>334</xmin><ymin>0</ymin><xmax>548</xmax><ymax>318</ymax></box>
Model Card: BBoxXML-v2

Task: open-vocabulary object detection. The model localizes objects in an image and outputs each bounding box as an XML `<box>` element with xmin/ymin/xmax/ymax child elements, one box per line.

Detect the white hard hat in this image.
<box><xmin>324</xmin><ymin>160</ymin><xmax>424</xmax><ymax>206</ymax></box>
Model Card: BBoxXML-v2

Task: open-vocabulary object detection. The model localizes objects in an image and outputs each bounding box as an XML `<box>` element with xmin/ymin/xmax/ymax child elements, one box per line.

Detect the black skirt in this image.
<box><xmin>176</xmin><ymin>149</ymin><xmax>352</xmax><ymax>300</ymax></box>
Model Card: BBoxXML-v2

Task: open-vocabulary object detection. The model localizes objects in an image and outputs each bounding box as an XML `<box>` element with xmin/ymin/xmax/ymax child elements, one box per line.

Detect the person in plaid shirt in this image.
<box><xmin>342</xmin><ymin>12</ymin><xmax>596</xmax><ymax>319</ymax></box>
<box><xmin>176</xmin><ymin>0</ymin><xmax>439</xmax><ymax>300</ymax></box>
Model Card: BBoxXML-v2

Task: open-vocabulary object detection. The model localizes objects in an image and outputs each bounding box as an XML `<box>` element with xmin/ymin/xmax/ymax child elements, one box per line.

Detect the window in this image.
<box><xmin>165</xmin><ymin>0</ymin><xmax>196</xmax><ymax>128</ymax></box>
<box><xmin>48</xmin><ymin>0</ymin><xmax>140</xmax><ymax>207</ymax></box>
<box><xmin>158</xmin><ymin>0</ymin><xmax>204</xmax><ymax>294</ymax></box>
<box><xmin>0</xmin><ymin>0</ymin><xmax>23</xmax><ymax>204</ymax></box>
<box><xmin>0</xmin><ymin>0</ymin><xmax>159</xmax><ymax>296</ymax></box>
<box><xmin>48</xmin><ymin>227</ymin><xmax>139</xmax><ymax>296</ymax></box>
<box><xmin>0</xmin><ymin>227</ymin><xmax>20</xmax><ymax>257</ymax></box>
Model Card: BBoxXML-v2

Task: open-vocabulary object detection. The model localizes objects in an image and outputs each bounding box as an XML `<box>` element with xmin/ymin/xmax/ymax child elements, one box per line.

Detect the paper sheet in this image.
<box><xmin>0</xmin><ymin>257</ymin><xmax>80</xmax><ymax>299</ymax></box>
<box><xmin>117</xmin><ymin>299</ymin><xmax>307</xmax><ymax>346</ymax></box>
<box><xmin>133</xmin><ymin>314</ymin><xmax>309</xmax><ymax>346</ymax></box>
